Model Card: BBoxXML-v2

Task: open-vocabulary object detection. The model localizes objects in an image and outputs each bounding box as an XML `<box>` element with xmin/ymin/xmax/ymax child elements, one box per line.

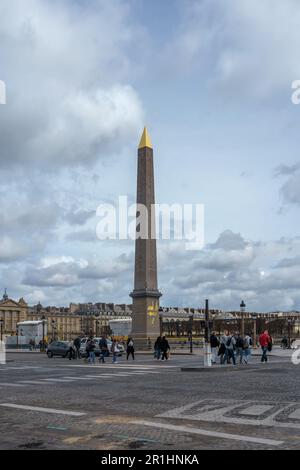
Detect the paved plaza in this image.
<box><xmin>0</xmin><ymin>351</ymin><xmax>299</xmax><ymax>450</ymax></box>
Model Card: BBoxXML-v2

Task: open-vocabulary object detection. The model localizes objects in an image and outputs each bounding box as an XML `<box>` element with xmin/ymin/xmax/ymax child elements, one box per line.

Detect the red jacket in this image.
<box><xmin>259</xmin><ymin>333</ymin><xmax>271</xmax><ymax>347</ymax></box>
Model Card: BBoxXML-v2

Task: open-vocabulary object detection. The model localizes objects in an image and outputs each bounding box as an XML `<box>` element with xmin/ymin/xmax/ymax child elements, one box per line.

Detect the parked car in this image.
<box><xmin>79</xmin><ymin>337</ymin><xmax>125</xmax><ymax>358</ymax></box>
<box><xmin>46</xmin><ymin>341</ymin><xmax>71</xmax><ymax>358</ymax></box>
<box><xmin>291</xmin><ymin>339</ymin><xmax>300</xmax><ymax>349</ymax></box>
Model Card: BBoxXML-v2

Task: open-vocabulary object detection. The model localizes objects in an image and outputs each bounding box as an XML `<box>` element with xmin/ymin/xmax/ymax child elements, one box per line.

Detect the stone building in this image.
<box><xmin>0</xmin><ymin>290</ymin><xmax>28</xmax><ymax>336</ymax></box>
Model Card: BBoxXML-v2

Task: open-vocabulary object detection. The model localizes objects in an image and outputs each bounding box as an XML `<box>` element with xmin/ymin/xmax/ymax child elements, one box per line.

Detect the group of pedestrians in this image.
<box><xmin>154</xmin><ymin>336</ymin><xmax>170</xmax><ymax>360</ymax></box>
<box><xmin>210</xmin><ymin>329</ymin><xmax>273</xmax><ymax>365</ymax></box>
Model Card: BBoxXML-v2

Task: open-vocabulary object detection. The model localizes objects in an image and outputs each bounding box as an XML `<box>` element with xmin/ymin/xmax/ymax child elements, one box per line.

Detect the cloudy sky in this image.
<box><xmin>1</xmin><ymin>0</ymin><xmax>300</xmax><ymax>312</ymax></box>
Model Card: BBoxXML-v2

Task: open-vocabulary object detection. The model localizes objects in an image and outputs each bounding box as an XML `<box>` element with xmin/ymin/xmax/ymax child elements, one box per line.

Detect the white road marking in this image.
<box><xmin>0</xmin><ymin>382</ymin><xmax>26</xmax><ymax>387</ymax></box>
<box><xmin>0</xmin><ymin>366</ymin><xmax>43</xmax><ymax>371</ymax></box>
<box><xmin>60</xmin><ymin>364</ymin><xmax>174</xmax><ymax>370</ymax></box>
<box><xmin>0</xmin><ymin>403</ymin><xmax>86</xmax><ymax>416</ymax></box>
<box><xmin>131</xmin><ymin>420</ymin><xmax>284</xmax><ymax>447</ymax></box>
<box><xmin>18</xmin><ymin>381</ymin><xmax>50</xmax><ymax>385</ymax></box>
<box><xmin>41</xmin><ymin>378</ymin><xmax>75</xmax><ymax>383</ymax></box>
<box><xmin>158</xmin><ymin>399</ymin><xmax>300</xmax><ymax>430</ymax></box>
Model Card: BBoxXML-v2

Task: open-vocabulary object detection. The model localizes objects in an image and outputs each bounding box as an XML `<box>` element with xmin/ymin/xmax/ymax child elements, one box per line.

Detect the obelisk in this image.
<box><xmin>130</xmin><ymin>127</ymin><xmax>162</xmax><ymax>348</ymax></box>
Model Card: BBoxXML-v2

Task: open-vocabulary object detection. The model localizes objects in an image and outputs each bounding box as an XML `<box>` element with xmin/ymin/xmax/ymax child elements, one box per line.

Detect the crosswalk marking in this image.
<box><xmin>0</xmin><ymin>403</ymin><xmax>86</xmax><ymax>416</ymax></box>
<box><xmin>131</xmin><ymin>420</ymin><xmax>284</xmax><ymax>447</ymax></box>
<box><xmin>40</xmin><ymin>378</ymin><xmax>75</xmax><ymax>383</ymax></box>
<box><xmin>0</xmin><ymin>365</ymin><xmax>167</xmax><ymax>389</ymax></box>
<box><xmin>19</xmin><ymin>380</ymin><xmax>50</xmax><ymax>385</ymax></box>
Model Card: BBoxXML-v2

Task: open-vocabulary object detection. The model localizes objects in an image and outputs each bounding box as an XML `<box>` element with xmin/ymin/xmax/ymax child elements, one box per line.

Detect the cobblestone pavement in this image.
<box><xmin>0</xmin><ymin>353</ymin><xmax>299</xmax><ymax>450</ymax></box>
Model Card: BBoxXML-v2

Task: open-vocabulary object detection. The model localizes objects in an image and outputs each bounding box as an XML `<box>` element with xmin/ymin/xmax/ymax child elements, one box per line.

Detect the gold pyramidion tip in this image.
<box><xmin>138</xmin><ymin>127</ymin><xmax>153</xmax><ymax>149</ymax></box>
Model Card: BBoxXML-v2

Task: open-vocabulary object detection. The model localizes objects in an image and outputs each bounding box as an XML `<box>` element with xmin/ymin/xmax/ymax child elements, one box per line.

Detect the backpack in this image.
<box><xmin>236</xmin><ymin>337</ymin><xmax>244</xmax><ymax>348</ymax></box>
<box><xmin>226</xmin><ymin>337</ymin><xmax>232</xmax><ymax>347</ymax></box>
<box><xmin>243</xmin><ymin>337</ymin><xmax>250</xmax><ymax>349</ymax></box>
<box><xmin>128</xmin><ymin>340</ymin><xmax>134</xmax><ymax>347</ymax></box>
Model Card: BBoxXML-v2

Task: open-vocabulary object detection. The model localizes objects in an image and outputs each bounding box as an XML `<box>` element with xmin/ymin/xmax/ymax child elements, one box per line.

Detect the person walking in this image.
<box><xmin>126</xmin><ymin>337</ymin><xmax>135</xmax><ymax>361</ymax></box>
<box><xmin>111</xmin><ymin>339</ymin><xmax>119</xmax><ymax>364</ymax></box>
<box><xmin>99</xmin><ymin>335</ymin><xmax>108</xmax><ymax>364</ymax></box>
<box><xmin>235</xmin><ymin>333</ymin><xmax>244</xmax><ymax>364</ymax></box>
<box><xmin>259</xmin><ymin>330</ymin><xmax>271</xmax><ymax>363</ymax></box>
<box><xmin>86</xmin><ymin>337</ymin><xmax>96</xmax><ymax>364</ymax></box>
<box><xmin>219</xmin><ymin>330</ymin><xmax>229</xmax><ymax>364</ymax></box>
<box><xmin>73</xmin><ymin>336</ymin><xmax>81</xmax><ymax>359</ymax></box>
<box><xmin>210</xmin><ymin>332</ymin><xmax>220</xmax><ymax>364</ymax></box>
<box><xmin>68</xmin><ymin>340</ymin><xmax>76</xmax><ymax>360</ymax></box>
<box><xmin>281</xmin><ymin>336</ymin><xmax>288</xmax><ymax>349</ymax></box>
<box><xmin>154</xmin><ymin>336</ymin><xmax>162</xmax><ymax>360</ymax></box>
<box><xmin>243</xmin><ymin>333</ymin><xmax>253</xmax><ymax>364</ymax></box>
<box><xmin>222</xmin><ymin>332</ymin><xmax>236</xmax><ymax>365</ymax></box>
<box><xmin>160</xmin><ymin>336</ymin><xmax>170</xmax><ymax>361</ymax></box>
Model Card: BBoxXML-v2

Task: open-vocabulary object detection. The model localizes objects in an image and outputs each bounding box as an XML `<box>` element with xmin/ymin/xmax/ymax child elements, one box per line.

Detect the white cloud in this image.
<box><xmin>0</xmin><ymin>0</ymin><xmax>144</xmax><ymax>168</ymax></box>
<box><xmin>169</xmin><ymin>0</ymin><xmax>300</xmax><ymax>98</ymax></box>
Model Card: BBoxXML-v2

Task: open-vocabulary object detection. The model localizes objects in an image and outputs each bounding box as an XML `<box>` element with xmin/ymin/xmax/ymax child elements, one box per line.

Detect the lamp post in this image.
<box><xmin>96</xmin><ymin>320</ymin><xmax>100</xmax><ymax>337</ymax></box>
<box><xmin>205</xmin><ymin>299</ymin><xmax>210</xmax><ymax>343</ymax></box>
<box><xmin>252</xmin><ymin>313</ymin><xmax>258</xmax><ymax>348</ymax></box>
<box><xmin>0</xmin><ymin>319</ymin><xmax>4</xmax><ymax>341</ymax></box>
<box><xmin>159</xmin><ymin>313</ymin><xmax>163</xmax><ymax>337</ymax></box>
<box><xmin>188</xmin><ymin>314</ymin><xmax>194</xmax><ymax>354</ymax></box>
<box><xmin>41</xmin><ymin>316</ymin><xmax>46</xmax><ymax>352</ymax></box>
<box><xmin>288</xmin><ymin>318</ymin><xmax>293</xmax><ymax>349</ymax></box>
<box><xmin>240</xmin><ymin>300</ymin><xmax>246</xmax><ymax>337</ymax></box>
<box><xmin>51</xmin><ymin>320</ymin><xmax>57</xmax><ymax>341</ymax></box>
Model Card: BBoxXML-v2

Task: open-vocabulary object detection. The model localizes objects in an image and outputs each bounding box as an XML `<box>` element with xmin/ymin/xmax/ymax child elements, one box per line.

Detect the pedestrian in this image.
<box><xmin>111</xmin><ymin>339</ymin><xmax>119</xmax><ymax>364</ymax></box>
<box><xmin>259</xmin><ymin>330</ymin><xmax>271</xmax><ymax>363</ymax></box>
<box><xmin>222</xmin><ymin>332</ymin><xmax>236</xmax><ymax>365</ymax></box>
<box><xmin>219</xmin><ymin>330</ymin><xmax>228</xmax><ymax>364</ymax></box>
<box><xmin>210</xmin><ymin>332</ymin><xmax>220</xmax><ymax>364</ymax></box>
<box><xmin>281</xmin><ymin>336</ymin><xmax>288</xmax><ymax>349</ymax></box>
<box><xmin>73</xmin><ymin>336</ymin><xmax>81</xmax><ymax>359</ymax></box>
<box><xmin>99</xmin><ymin>335</ymin><xmax>108</xmax><ymax>364</ymax></box>
<box><xmin>243</xmin><ymin>333</ymin><xmax>253</xmax><ymax>364</ymax></box>
<box><xmin>160</xmin><ymin>336</ymin><xmax>170</xmax><ymax>361</ymax></box>
<box><xmin>154</xmin><ymin>336</ymin><xmax>162</xmax><ymax>360</ymax></box>
<box><xmin>86</xmin><ymin>337</ymin><xmax>96</xmax><ymax>364</ymax></box>
<box><xmin>68</xmin><ymin>340</ymin><xmax>76</xmax><ymax>360</ymax></box>
<box><xmin>126</xmin><ymin>337</ymin><xmax>135</xmax><ymax>361</ymax></box>
<box><xmin>235</xmin><ymin>332</ymin><xmax>244</xmax><ymax>364</ymax></box>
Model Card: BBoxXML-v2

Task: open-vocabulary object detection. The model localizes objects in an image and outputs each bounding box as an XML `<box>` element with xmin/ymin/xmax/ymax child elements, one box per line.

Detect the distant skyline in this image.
<box><xmin>1</xmin><ymin>0</ymin><xmax>300</xmax><ymax>312</ymax></box>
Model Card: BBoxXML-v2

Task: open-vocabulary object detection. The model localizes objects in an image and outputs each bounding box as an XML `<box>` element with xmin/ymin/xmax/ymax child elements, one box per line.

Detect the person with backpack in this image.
<box><xmin>235</xmin><ymin>332</ymin><xmax>244</xmax><ymax>364</ymax></box>
<box><xmin>243</xmin><ymin>333</ymin><xmax>253</xmax><ymax>364</ymax></box>
<box><xmin>210</xmin><ymin>332</ymin><xmax>220</xmax><ymax>364</ymax></box>
<box><xmin>99</xmin><ymin>335</ymin><xmax>108</xmax><ymax>364</ymax></box>
<box><xmin>222</xmin><ymin>332</ymin><xmax>236</xmax><ymax>365</ymax></box>
<box><xmin>259</xmin><ymin>330</ymin><xmax>271</xmax><ymax>363</ymax></box>
<box><xmin>126</xmin><ymin>337</ymin><xmax>135</xmax><ymax>361</ymax></box>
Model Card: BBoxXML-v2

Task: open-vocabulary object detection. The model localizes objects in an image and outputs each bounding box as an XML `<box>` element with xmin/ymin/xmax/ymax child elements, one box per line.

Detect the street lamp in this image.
<box><xmin>0</xmin><ymin>319</ymin><xmax>4</xmax><ymax>342</ymax></box>
<box><xmin>287</xmin><ymin>318</ymin><xmax>294</xmax><ymax>349</ymax></box>
<box><xmin>188</xmin><ymin>314</ymin><xmax>194</xmax><ymax>354</ymax></box>
<box><xmin>51</xmin><ymin>320</ymin><xmax>57</xmax><ymax>341</ymax></box>
<box><xmin>41</xmin><ymin>316</ymin><xmax>46</xmax><ymax>352</ymax></box>
<box><xmin>251</xmin><ymin>313</ymin><xmax>258</xmax><ymax>348</ymax></box>
<box><xmin>240</xmin><ymin>300</ymin><xmax>246</xmax><ymax>337</ymax></box>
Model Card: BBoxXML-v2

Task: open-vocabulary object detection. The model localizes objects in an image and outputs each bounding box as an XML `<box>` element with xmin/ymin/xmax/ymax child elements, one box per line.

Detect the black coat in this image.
<box><xmin>210</xmin><ymin>335</ymin><xmax>220</xmax><ymax>348</ymax></box>
<box><xmin>160</xmin><ymin>339</ymin><xmax>170</xmax><ymax>352</ymax></box>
